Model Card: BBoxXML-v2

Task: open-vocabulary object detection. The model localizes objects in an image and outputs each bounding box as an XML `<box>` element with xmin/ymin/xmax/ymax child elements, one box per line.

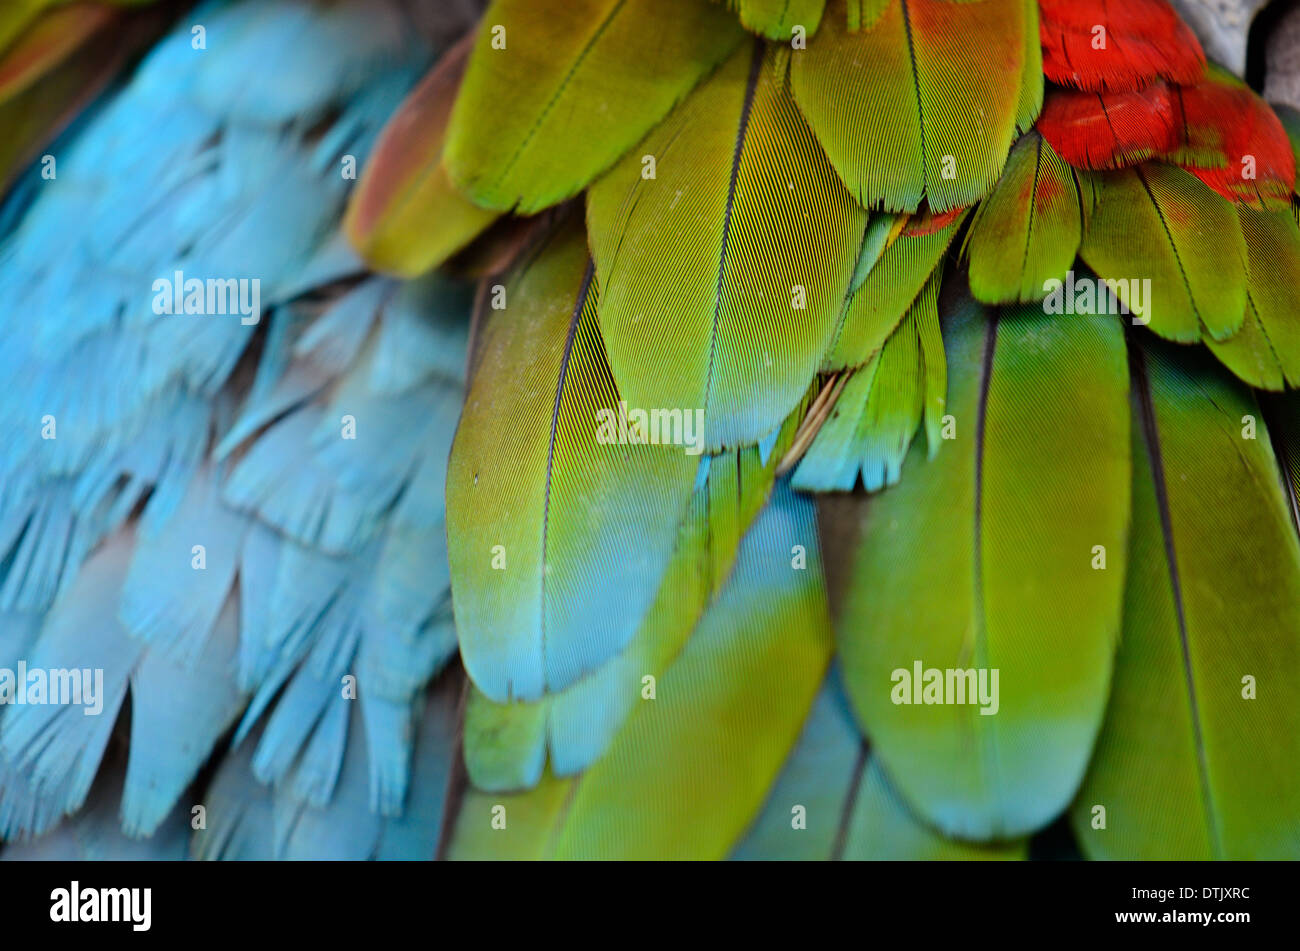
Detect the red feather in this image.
<box><xmin>1173</xmin><ymin>72</ymin><xmax>1296</xmax><ymax>210</ymax></box>
<box><xmin>1036</xmin><ymin>83</ymin><xmax>1180</xmax><ymax>170</ymax></box>
<box><xmin>1038</xmin><ymin>0</ymin><xmax>1205</xmax><ymax>92</ymax></box>
<box><xmin>900</xmin><ymin>205</ymin><xmax>967</xmax><ymax>237</ymax></box>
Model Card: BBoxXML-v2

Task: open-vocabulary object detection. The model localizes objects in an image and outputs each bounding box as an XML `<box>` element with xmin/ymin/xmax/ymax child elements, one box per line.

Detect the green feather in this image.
<box><xmin>587</xmin><ymin>40</ymin><xmax>865</xmax><ymax>452</ymax></box>
<box><xmin>1206</xmin><ymin>206</ymin><xmax>1300</xmax><ymax>390</ymax></box>
<box><xmin>1071</xmin><ymin>343</ymin><xmax>1300</xmax><ymax>859</ymax></box>
<box><xmin>793</xmin><ymin>273</ymin><xmax>941</xmax><ymax>492</ymax></box>
<box><xmin>791</xmin><ymin>0</ymin><xmax>1026</xmax><ymax>213</ymax></box>
<box><xmin>1080</xmin><ymin>165</ymin><xmax>1247</xmax><ymax>343</ymax></box>
<box><xmin>845</xmin><ymin>0</ymin><xmax>890</xmax><ymax>33</ymax></box>
<box><xmin>551</xmin><ymin>485</ymin><xmax>832</xmax><ymax>859</ymax></box>
<box><xmin>1013</xmin><ymin>0</ymin><xmax>1042</xmax><ymax>134</ymax></box>
<box><xmin>733</xmin><ymin>674</ymin><xmax>1026</xmax><ymax>859</ymax></box>
<box><xmin>964</xmin><ymin>132</ymin><xmax>1080</xmax><ymax>305</ymax></box>
<box><xmin>461</xmin><ymin>396</ymin><xmax>811</xmax><ymax>785</ymax></box>
<box><xmin>728</xmin><ymin>0</ymin><xmax>826</xmax><ymax>40</ymax></box>
<box><xmin>443</xmin><ymin>0</ymin><xmax>745</xmax><ymax>214</ymax></box>
<box><xmin>446</xmin><ymin>218</ymin><xmax>698</xmax><ymax>703</ymax></box>
<box><xmin>463</xmin><ymin>686</ymin><xmax>548</xmax><ymax>792</ymax></box>
<box><xmin>447</xmin><ymin>485</ymin><xmax>833</xmax><ymax>859</ymax></box>
<box><xmin>823</xmin><ymin>211</ymin><xmax>964</xmax><ymax>371</ymax></box>
<box><xmin>446</xmin><ymin>770</ymin><xmax>575</xmax><ymax>860</ymax></box>
<box><xmin>830</xmin><ymin>293</ymin><xmax>1131</xmax><ymax>839</ymax></box>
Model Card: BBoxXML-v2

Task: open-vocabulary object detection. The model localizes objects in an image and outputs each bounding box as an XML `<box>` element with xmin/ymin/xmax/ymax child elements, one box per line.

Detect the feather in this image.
<box><xmin>588</xmin><ymin>39</ymin><xmax>865</xmax><ymax>452</ymax></box>
<box><xmin>729</xmin><ymin>0</ymin><xmax>826</xmax><ymax>40</ymax></box>
<box><xmin>964</xmin><ymin>132</ymin><xmax>1081</xmax><ymax>304</ymax></box>
<box><xmin>197</xmin><ymin>677</ymin><xmax>458</xmax><ymax>860</ymax></box>
<box><xmin>1080</xmin><ymin>164</ymin><xmax>1247</xmax><ymax>343</ymax></box>
<box><xmin>829</xmin><ymin>291</ymin><xmax>1131</xmax><ymax>839</ymax></box>
<box><xmin>1036</xmin><ymin>83</ymin><xmax>1183</xmax><ymax>171</ymax></box>
<box><xmin>1174</xmin><ymin>68</ymin><xmax>1295</xmax><ymax>211</ymax></box>
<box><xmin>792</xmin><ymin>0</ymin><xmax>1026</xmax><ymax>213</ymax></box>
<box><xmin>448</xmin><ymin>483</ymin><xmax>833</xmax><ymax>859</ymax></box>
<box><xmin>823</xmin><ymin>207</ymin><xmax>964</xmax><ymax>371</ymax></box>
<box><xmin>550</xmin><ymin>483</ymin><xmax>830</xmax><ymax>858</ymax></box>
<box><xmin>1</xmin><ymin>756</ymin><xmax>189</xmax><ymax>860</ymax></box>
<box><xmin>446</xmin><ymin>770</ymin><xmax>574</xmax><ymax>860</ymax></box>
<box><xmin>1013</xmin><ymin>0</ymin><xmax>1042</xmax><ymax>133</ymax></box>
<box><xmin>793</xmin><ymin>274</ymin><xmax>940</xmax><ymax>491</ymax></box>
<box><xmin>0</xmin><ymin>2</ymin><xmax>145</xmax><ymax>191</ymax></box>
<box><xmin>1071</xmin><ymin>341</ymin><xmax>1300</xmax><ymax>859</ymax></box>
<box><xmin>733</xmin><ymin>674</ymin><xmax>1026</xmax><ymax>859</ymax></box>
<box><xmin>1207</xmin><ymin>206</ymin><xmax>1300</xmax><ymax>390</ymax></box>
<box><xmin>463</xmin><ymin>391</ymin><xmax>811</xmax><ymax>788</ymax></box>
<box><xmin>443</xmin><ymin>0</ymin><xmax>746</xmax><ymax>213</ymax></box>
<box><xmin>447</xmin><ymin>218</ymin><xmax>697</xmax><ymax>702</ymax></box>
<box><xmin>1038</xmin><ymin>0</ymin><xmax>1204</xmax><ymax>92</ymax></box>
<box><xmin>344</xmin><ymin>33</ymin><xmax>501</xmax><ymax>278</ymax></box>
<box><xmin>123</xmin><ymin>596</ymin><xmax>246</xmax><ymax>837</ymax></box>
<box><xmin>0</xmin><ymin>534</ymin><xmax>139</xmax><ymax>837</ymax></box>
<box><xmin>119</xmin><ymin>465</ymin><xmax>247</xmax><ymax>662</ymax></box>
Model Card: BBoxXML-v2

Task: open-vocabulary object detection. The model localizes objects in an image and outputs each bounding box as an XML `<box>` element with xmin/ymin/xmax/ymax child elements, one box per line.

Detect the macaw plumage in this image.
<box><xmin>0</xmin><ymin>0</ymin><xmax>1297</xmax><ymax>861</ymax></box>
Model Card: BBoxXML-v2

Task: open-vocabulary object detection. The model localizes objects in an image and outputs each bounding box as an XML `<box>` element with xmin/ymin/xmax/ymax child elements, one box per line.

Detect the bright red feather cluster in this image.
<box><xmin>1038</xmin><ymin>0</ymin><xmax>1204</xmax><ymax>92</ymax></box>
<box><xmin>1034</xmin><ymin>0</ymin><xmax>1296</xmax><ymax>209</ymax></box>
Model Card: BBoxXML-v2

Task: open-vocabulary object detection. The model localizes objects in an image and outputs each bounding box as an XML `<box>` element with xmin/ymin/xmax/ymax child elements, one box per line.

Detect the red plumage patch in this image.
<box><xmin>900</xmin><ymin>205</ymin><xmax>967</xmax><ymax>237</ymax></box>
<box><xmin>1038</xmin><ymin>0</ymin><xmax>1205</xmax><ymax>92</ymax></box>
<box><xmin>1174</xmin><ymin>73</ymin><xmax>1296</xmax><ymax>210</ymax></box>
<box><xmin>1036</xmin><ymin>67</ymin><xmax>1297</xmax><ymax>209</ymax></box>
<box><xmin>1036</xmin><ymin>83</ymin><xmax>1180</xmax><ymax>170</ymax></box>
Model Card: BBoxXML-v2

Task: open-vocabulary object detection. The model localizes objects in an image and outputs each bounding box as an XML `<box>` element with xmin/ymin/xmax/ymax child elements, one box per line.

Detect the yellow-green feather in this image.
<box><xmin>588</xmin><ymin>40</ymin><xmax>866</xmax><ymax>452</ymax></box>
<box><xmin>461</xmin><ymin>396</ymin><xmax>810</xmax><ymax>787</ymax></box>
<box><xmin>793</xmin><ymin>274</ymin><xmax>940</xmax><ymax>492</ymax></box>
<box><xmin>728</xmin><ymin>0</ymin><xmax>826</xmax><ymax>40</ymax></box>
<box><xmin>1080</xmin><ymin>165</ymin><xmax>1247</xmax><ymax>343</ymax></box>
<box><xmin>443</xmin><ymin>0</ymin><xmax>746</xmax><ymax>213</ymax></box>
<box><xmin>791</xmin><ymin>0</ymin><xmax>1025</xmax><ymax>213</ymax></box>
<box><xmin>1071</xmin><ymin>343</ymin><xmax>1300</xmax><ymax>859</ymax></box>
<box><xmin>551</xmin><ymin>485</ymin><xmax>832</xmax><ymax>859</ymax></box>
<box><xmin>446</xmin><ymin>219</ymin><xmax>697</xmax><ymax>703</ymax></box>
<box><xmin>823</xmin><ymin>211</ymin><xmax>964</xmax><ymax>371</ymax></box>
<box><xmin>1207</xmin><ymin>205</ymin><xmax>1300</xmax><ymax>390</ymax></box>
<box><xmin>964</xmin><ymin>132</ymin><xmax>1080</xmax><ymax>305</ymax></box>
<box><xmin>831</xmin><ymin>294</ymin><xmax>1131</xmax><ymax>839</ymax></box>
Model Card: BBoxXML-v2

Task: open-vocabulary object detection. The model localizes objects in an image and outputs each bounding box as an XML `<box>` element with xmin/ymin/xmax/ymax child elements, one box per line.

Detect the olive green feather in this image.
<box><xmin>588</xmin><ymin>39</ymin><xmax>865</xmax><ymax>452</ymax></box>
<box><xmin>823</xmin><ymin>211</ymin><xmax>964</xmax><ymax>371</ymax></box>
<box><xmin>1014</xmin><ymin>0</ymin><xmax>1042</xmax><ymax>134</ymax></box>
<box><xmin>791</xmin><ymin>0</ymin><xmax>1026</xmax><ymax>213</ymax></box>
<box><xmin>443</xmin><ymin>0</ymin><xmax>746</xmax><ymax>213</ymax></box>
<box><xmin>964</xmin><ymin>132</ymin><xmax>1080</xmax><ymax>305</ymax></box>
<box><xmin>1070</xmin><ymin>342</ymin><xmax>1300</xmax><ymax>859</ymax></box>
<box><xmin>733</xmin><ymin>674</ymin><xmax>1026</xmax><ymax>859</ymax></box>
<box><xmin>461</xmin><ymin>396</ymin><xmax>811</xmax><ymax>789</ymax></box>
<box><xmin>448</xmin><ymin>485</ymin><xmax>833</xmax><ymax>859</ymax></box>
<box><xmin>1206</xmin><ymin>206</ymin><xmax>1300</xmax><ymax>390</ymax></box>
<box><xmin>344</xmin><ymin>36</ymin><xmax>501</xmax><ymax>278</ymax></box>
<box><xmin>829</xmin><ymin>293</ymin><xmax>1131</xmax><ymax>840</ymax></box>
<box><xmin>1080</xmin><ymin>165</ymin><xmax>1247</xmax><ymax>344</ymax></box>
<box><xmin>728</xmin><ymin>0</ymin><xmax>826</xmax><ymax>40</ymax></box>
<box><xmin>793</xmin><ymin>273</ymin><xmax>942</xmax><ymax>492</ymax></box>
<box><xmin>446</xmin><ymin>218</ymin><xmax>698</xmax><ymax>703</ymax></box>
